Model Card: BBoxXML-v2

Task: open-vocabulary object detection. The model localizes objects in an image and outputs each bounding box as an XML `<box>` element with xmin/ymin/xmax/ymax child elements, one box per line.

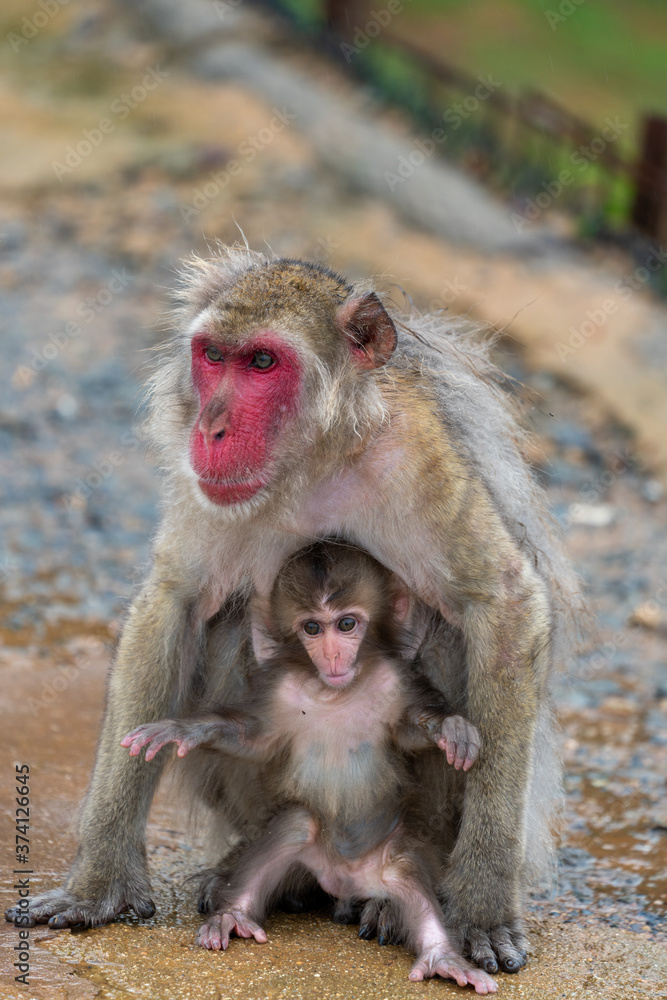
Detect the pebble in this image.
<box><xmin>567</xmin><ymin>502</ymin><xmax>617</xmax><ymax>527</ymax></box>
<box><xmin>642</xmin><ymin>479</ymin><xmax>664</xmax><ymax>503</ymax></box>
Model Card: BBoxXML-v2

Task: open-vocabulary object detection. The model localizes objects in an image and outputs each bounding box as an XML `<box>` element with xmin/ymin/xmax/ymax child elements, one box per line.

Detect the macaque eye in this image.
<box><xmin>337</xmin><ymin>617</ymin><xmax>357</xmax><ymax>633</ymax></box>
<box><xmin>250</xmin><ymin>351</ymin><xmax>275</xmax><ymax>370</ymax></box>
<box><xmin>303</xmin><ymin>621</ymin><xmax>321</xmax><ymax>636</ymax></box>
<box><xmin>205</xmin><ymin>346</ymin><xmax>223</xmax><ymax>362</ymax></box>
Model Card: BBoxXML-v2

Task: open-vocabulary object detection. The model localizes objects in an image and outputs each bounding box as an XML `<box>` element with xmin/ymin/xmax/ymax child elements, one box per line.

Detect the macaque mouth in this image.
<box><xmin>198</xmin><ymin>476</ymin><xmax>268</xmax><ymax>505</ymax></box>
<box><xmin>322</xmin><ymin>669</ymin><xmax>355</xmax><ymax>688</ymax></box>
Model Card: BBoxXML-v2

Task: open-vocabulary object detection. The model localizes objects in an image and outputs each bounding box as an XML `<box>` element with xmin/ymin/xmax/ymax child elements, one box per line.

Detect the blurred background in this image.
<box><xmin>1</xmin><ymin>1</ymin><xmax>666</xmax><ymax>997</ymax></box>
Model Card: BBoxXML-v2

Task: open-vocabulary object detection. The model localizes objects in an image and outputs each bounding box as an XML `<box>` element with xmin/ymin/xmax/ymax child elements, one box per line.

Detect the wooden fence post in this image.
<box><xmin>632</xmin><ymin>114</ymin><xmax>667</xmax><ymax>242</ymax></box>
<box><xmin>325</xmin><ymin>0</ymin><xmax>369</xmax><ymax>38</ymax></box>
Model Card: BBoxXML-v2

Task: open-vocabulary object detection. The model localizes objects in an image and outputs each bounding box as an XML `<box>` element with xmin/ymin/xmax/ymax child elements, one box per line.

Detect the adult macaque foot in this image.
<box><xmin>358</xmin><ymin>898</ymin><xmax>401</xmax><ymax>945</ymax></box>
<box><xmin>196</xmin><ymin>910</ymin><xmax>268</xmax><ymax>950</ymax></box>
<box><xmin>409</xmin><ymin>947</ymin><xmax>497</xmax><ymax>994</ymax></box>
<box><xmin>466</xmin><ymin>921</ymin><xmax>529</xmax><ymax>974</ymax></box>
<box><xmin>4</xmin><ymin>886</ymin><xmax>155</xmax><ymax>929</ymax></box>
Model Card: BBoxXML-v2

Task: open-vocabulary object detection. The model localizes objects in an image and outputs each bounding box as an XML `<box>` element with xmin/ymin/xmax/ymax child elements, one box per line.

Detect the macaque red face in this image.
<box><xmin>184</xmin><ymin>260</ymin><xmax>398</xmax><ymax>508</ymax></box>
<box><xmin>294</xmin><ymin>603</ymin><xmax>370</xmax><ymax>687</ymax></box>
<box><xmin>188</xmin><ymin>332</ymin><xmax>303</xmax><ymax>505</ymax></box>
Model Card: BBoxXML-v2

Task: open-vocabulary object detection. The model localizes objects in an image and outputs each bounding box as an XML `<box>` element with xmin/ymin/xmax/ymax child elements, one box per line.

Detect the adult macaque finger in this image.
<box><xmin>490</xmin><ymin>925</ymin><xmax>528</xmax><ymax>972</ymax></box>
<box><xmin>5</xmin><ymin>905</ymin><xmax>36</xmax><ymax>926</ymax></box>
<box><xmin>467</xmin><ymin>928</ymin><xmax>499</xmax><ymax>974</ymax></box>
<box><xmin>358</xmin><ymin>898</ymin><xmax>381</xmax><ymax>939</ymax></box>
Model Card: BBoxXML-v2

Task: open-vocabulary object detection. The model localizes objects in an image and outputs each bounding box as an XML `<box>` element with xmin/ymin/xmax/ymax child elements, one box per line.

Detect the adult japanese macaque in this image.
<box><xmin>6</xmin><ymin>247</ymin><xmax>576</xmax><ymax>975</ymax></box>
<box><xmin>121</xmin><ymin>542</ymin><xmax>495</xmax><ymax>993</ymax></box>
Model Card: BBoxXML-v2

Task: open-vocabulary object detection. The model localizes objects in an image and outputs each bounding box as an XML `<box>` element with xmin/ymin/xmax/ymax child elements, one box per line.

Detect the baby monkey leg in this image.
<box><xmin>196</xmin><ymin>808</ymin><xmax>318</xmax><ymax>951</ymax></box>
<box><xmin>348</xmin><ymin>832</ymin><xmax>498</xmax><ymax>995</ymax></box>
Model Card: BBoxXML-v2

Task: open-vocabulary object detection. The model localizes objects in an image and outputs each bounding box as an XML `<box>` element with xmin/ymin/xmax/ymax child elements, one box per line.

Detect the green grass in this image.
<box><xmin>280</xmin><ymin>0</ymin><xmax>667</xmax><ymax>149</ymax></box>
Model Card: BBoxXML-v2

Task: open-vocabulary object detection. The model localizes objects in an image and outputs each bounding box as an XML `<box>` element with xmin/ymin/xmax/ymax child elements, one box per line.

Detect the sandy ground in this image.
<box><xmin>1</xmin><ymin>1</ymin><xmax>666</xmax><ymax>997</ymax></box>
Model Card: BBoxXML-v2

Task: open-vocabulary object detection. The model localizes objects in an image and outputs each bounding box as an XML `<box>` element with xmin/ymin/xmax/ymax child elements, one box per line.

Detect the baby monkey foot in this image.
<box><xmin>409</xmin><ymin>946</ymin><xmax>497</xmax><ymax>994</ymax></box>
<box><xmin>196</xmin><ymin>909</ymin><xmax>268</xmax><ymax>950</ymax></box>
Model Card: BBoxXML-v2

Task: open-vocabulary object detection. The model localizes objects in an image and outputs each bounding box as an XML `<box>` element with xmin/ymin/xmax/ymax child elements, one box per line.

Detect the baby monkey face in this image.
<box><xmin>294</xmin><ymin>604</ymin><xmax>369</xmax><ymax>687</ymax></box>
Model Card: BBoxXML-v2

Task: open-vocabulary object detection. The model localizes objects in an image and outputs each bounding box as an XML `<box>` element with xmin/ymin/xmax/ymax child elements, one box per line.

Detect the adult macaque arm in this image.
<box><xmin>5</xmin><ymin>560</ymin><xmax>203</xmax><ymax>929</ymax></box>
<box><xmin>357</xmin><ymin>409</ymin><xmax>548</xmax><ymax>973</ymax></box>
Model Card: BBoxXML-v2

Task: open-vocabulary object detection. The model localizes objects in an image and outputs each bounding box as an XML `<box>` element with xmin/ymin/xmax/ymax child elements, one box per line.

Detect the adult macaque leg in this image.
<box><xmin>5</xmin><ymin>564</ymin><xmax>201</xmax><ymax>928</ymax></box>
<box><xmin>197</xmin><ymin>808</ymin><xmax>318</xmax><ymax>950</ymax></box>
<box><xmin>439</xmin><ymin>569</ymin><xmax>551</xmax><ymax>973</ymax></box>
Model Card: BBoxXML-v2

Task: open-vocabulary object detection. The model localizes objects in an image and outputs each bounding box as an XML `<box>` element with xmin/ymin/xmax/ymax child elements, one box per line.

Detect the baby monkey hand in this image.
<box><xmin>121</xmin><ymin>721</ymin><xmax>197</xmax><ymax>761</ymax></box>
<box><xmin>436</xmin><ymin>715</ymin><xmax>480</xmax><ymax>771</ymax></box>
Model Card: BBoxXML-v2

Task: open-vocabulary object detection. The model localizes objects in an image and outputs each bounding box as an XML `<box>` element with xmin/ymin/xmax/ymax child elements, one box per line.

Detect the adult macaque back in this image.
<box><xmin>6</xmin><ymin>248</ymin><xmax>576</xmax><ymax>975</ymax></box>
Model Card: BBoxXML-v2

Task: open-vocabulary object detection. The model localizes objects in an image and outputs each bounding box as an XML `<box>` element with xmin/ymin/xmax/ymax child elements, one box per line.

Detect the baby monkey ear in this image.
<box><xmin>337</xmin><ymin>293</ymin><xmax>397</xmax><ymax>370</ymax></box>
<box><xmin>393</xmin><ymin>586</ymin><xmax>410</xmax><ymax>623</ymax></box>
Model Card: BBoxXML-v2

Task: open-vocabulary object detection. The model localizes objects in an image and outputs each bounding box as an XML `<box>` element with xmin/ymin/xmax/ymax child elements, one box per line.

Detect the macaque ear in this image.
<box><xmin>393</xmin><ymin>586</ymin><xmax>410</xmax><ymax>623</ymax></box>
<box><xmin>337</xmin><ymin>293</ymin><xmax>397</xmax><ymax>370</ymax></box>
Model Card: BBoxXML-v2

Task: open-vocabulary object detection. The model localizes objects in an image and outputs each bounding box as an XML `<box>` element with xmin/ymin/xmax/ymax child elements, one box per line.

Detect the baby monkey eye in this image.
<box><xmin>337</xmin><ymin>617</ymin><xmax>357</xmax><ymax>633</ymax></box>
<box><xmin>251</xmin><ymin>351</ymin><xmax>275</xmax><ymax>370</ymax></box>
<box><xmin>205</xmin><ymin>346</ymin><xmax>223</xmax><ymax>362</ymax></box>
<box><xmin>303</xmin><ymin>621</ymin><xmax>321</xmax><ymax>636</ymax></box>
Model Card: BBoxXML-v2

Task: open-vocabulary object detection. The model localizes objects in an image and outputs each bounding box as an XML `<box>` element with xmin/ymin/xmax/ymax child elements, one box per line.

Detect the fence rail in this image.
<box><xmin>257</xmin><ymin>0</ymin><xmax>667</xmax><ymax>285</ymax></box>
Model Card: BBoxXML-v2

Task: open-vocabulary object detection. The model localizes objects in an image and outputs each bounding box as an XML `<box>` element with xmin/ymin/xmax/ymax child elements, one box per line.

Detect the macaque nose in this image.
<box><xmin>322</xmin><ymin>633</ymin><xmax>341</xmax><ymax>669</ymax></box>
<box><xmin>200</xmin><ymin>410</ymin><xmax>227</xmax><ymax>445</ymax></box>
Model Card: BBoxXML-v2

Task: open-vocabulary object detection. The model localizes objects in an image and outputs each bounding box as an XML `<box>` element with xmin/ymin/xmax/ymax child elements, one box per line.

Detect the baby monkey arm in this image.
<box><xmin>121</xmin><ymin>709</ymin><xmax>262</xmax><ymax>762</ymax></box>
<box><xmin>399</xmin><ymin>680</ymin><xmax>481</xmax><ymax>772</ymax></box>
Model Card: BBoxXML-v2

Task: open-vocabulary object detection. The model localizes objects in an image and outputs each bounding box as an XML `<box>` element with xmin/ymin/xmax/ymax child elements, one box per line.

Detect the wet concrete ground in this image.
<box><xmin>1</xmin><ymin>0</ymin><xmax>667</xmax><ymax>996</ymax></box>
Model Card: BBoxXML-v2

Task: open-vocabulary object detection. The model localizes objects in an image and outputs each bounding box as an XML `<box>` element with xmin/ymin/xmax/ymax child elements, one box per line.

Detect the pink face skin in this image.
<box><xmin>295</xmin><ymin>605</ymin><xmax>369</xmax><ymax>688</ymax></box>
<box><xmin>188</xmin><ymin>332</ymin><xmax>302</xmax><ymax>505</ymax></box>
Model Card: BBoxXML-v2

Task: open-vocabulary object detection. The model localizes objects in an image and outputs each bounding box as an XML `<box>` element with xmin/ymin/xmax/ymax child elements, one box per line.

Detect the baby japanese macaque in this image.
<box><xmin>122</xmin><ymin>542</ymin><xmax>495</xmax><ymax>993</ymax></box>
